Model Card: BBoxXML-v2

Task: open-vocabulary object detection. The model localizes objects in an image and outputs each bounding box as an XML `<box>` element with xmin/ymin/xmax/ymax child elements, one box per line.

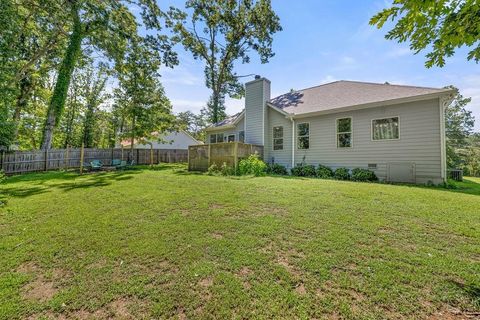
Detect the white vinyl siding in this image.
<box><xmin>277</xmin><ymin>98</ymin><xmax>442</xmax><ymax>184</ymax></box>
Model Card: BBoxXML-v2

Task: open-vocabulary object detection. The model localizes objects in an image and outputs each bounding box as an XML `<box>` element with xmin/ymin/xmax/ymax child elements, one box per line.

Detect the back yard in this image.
<box><xmin>0</xmin><ymin>165</ymin><xmax>479</xmax><ymax>319</ymax></box>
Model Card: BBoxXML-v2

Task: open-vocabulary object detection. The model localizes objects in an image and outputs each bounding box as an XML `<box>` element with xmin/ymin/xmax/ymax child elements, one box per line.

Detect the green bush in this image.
<box><xmin>266</xmin><ymin>163</ymin><xmax>288</xmax><ymax>175</ymax></box>
<box><xmin>208</xmin><ymin>163</ymin><xmax>235</xmax><ymax>176</ymax></box>
<box><xmin>0</xmin><ymin>170</ymin><xmax>5</xmax><ymax>184</ymax></box>
<box><xmin>317</xmin><ymin>165</ymin><xmax>333</xmax><ymax>179</ymax></box>
<box><xmin>334</xmin><ymin>167</ymin><xmax>350</xmax><ymax>180</ymax></box>
<box><xmin>351</xmin><ymin>168</ymin><xmax>377</xmax><ymax>182</ymax></box>
<box><xmin>291</xmin><ymin>164</ymin><xmax>317</xmax><ymax>177</ymax></box>
<box><xmin>238</xmin><ymin>154</ymin><xmax>267</xmax><ymax>176</ymax></box>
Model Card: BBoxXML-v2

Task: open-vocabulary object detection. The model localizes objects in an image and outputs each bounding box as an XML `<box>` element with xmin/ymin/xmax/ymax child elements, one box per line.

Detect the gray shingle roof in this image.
<box><xmin>269</xmin><ymin>80</ymin><xmax>451</xmax><ymax>115</ymax></box>
<box><xmin>210</xmin><ymin>112</ymin><xmax>243</xmax><ymax>128</ymax></box>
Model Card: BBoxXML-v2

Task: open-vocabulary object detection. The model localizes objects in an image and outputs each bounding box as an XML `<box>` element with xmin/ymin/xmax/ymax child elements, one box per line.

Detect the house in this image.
<box><xmin>205</xmin><ymin>77</ymin><xmax>455</xmax><ymax>184</ymax></box>
<box><xmin>118</xmin><ymin>130</ymin><xmax>202</xmax><ymax>150</ymax></box>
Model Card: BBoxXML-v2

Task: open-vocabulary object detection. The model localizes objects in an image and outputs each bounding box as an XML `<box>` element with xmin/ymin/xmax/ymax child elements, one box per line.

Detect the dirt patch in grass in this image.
<box><xmin>17</xmin><ymin>262</ymin><xmax>67</xmax><ymax>303</ymax></box>
<box><xmin>211</xmin><ymin>232</ymin><xmax>223</xmax><ymax>239</ymax></box>
<box><xmin>209</xmin><ymin>203</ymin><xmax>225</xmax><ymax>210</ymax></box>
<box><xmin>22</xmin><ymin>277</ymin><xmax>57</xmax><ymax>302</ymax></box>
<box><xmin>198</xmin><ymin>277</ymin><xmax>213</xmax><ymax>288</ymax></box>
<box><xmin>295</xmin><ymin>283</ymin><xmax>306</xmax><ymax>295</ymax></box>
<box><xmin>428</xmin><ymin>307</ymin><xmax>480</xmax><ymax>319</ymax></box>
<box><xmin>236</xmin><ymin>267</ymin><xmax>252</xmax><ymax>289</ymax></box>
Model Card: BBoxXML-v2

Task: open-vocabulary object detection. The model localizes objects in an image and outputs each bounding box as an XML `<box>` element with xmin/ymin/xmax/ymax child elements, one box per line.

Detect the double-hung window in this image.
<box><xmin>273</xmin><ymin>126</ymin><xmax>283</xmax><ymax>150</ymax></box>
<box><xmin>372</xmin><ymin>117</ymin><xmax>399</xmax><ymax>140</ymax></box>
<box><xmin>336</xmin><ymin>118</ymin><xmax>352</xmax><ymax>148</ymax></box>
<box><xmin>297</xmin><ymin>123</ymin><xmax>309</xmax><ymax>149</ymax></box>
<box><xmin>209</xmin><ymin>133</ymin><xmax>224</xmax><ymax>143</ymax></box>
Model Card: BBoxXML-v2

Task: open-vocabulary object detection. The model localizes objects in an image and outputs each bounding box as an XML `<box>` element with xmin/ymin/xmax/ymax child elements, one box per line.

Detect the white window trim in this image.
<box><xmin>297</xmin><ymin>122</ymin><xmax>310</xmax><ymax>150</ymax></box>
<box><xmin>371</xmin><ymin>116</ymin><xmax>400</xmax><ymax>141</ymax></box>
<box><xmin>272</xmin><ymin>126</ymin><xmax>284</xmax><ymax>150</ymax></box>
<box><xmin>336</xmin><ymin>117</ymin><xmax>353</xmax><ymax>148</ymax></box>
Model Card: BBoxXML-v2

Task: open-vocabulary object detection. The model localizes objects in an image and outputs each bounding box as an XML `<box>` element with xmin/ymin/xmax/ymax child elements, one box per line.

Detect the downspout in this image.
<box><xmin>289</xmin><ymin>116</ymin><xmax>295</xmax><ymax>169</ymax></box>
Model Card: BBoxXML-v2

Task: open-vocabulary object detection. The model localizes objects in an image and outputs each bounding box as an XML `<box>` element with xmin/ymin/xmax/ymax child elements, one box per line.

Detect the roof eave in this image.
<box><xmin>290</xmin><ymin>90</ymin><xmax>454</xmax><ymax>119</ymax></box>
<box><xmin>205</xmin><ymin>111</ymin><xmax>245</xmax><ymax>132</ymax></box>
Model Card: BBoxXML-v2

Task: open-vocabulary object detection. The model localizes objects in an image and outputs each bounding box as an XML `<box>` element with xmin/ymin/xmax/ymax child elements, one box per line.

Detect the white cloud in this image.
<box><xmin>162</xmin><ymin>66</ymin><xmax>203</xmax><ymax>86</ymax></box>
<box><xmin>386</xmin><ymin>47</ymin><xmax>411</xmax><ymax>58</ymax></box>
<box><xmin>341</xmin><ymin>56</ymin><xmax>356</xmax><ymax>64</ymax></box>
<box><xmin>170</xmin><ymin>99</ymin><xmax>206</xmax><ymax>113</ymax></box>
<box><xmin>460</xmin><ymin>75</ymin><xmax>480</xmax><ymax>131</ymax></box>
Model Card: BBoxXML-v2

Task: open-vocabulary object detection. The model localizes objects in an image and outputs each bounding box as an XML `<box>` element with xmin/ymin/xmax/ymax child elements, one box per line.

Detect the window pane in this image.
<box><xmin>238</xmin><ymin>131</ymin><xmax>245</xmax><ymax>142</ymax></box>
<box><xmin>273</xmin><ymin>126</ymin><xmax>283</xmax><ymax>139</ymax></box>
<box><xmin>337</xmin><ymin>133</ymin><xmax>352</xmax><ymax>148</ymax></box>
<box><xmin>210</xmin><ymin>134</ymin><xmax>216</xmax><ymax>143</ymax></box>
<box><xmin>273</xmin><ymin>138</ymin><xmax>283</xmax><ymax>150</ymax></box>
<box><xmin>298</xmin><ymin>123</ymin><xmax>309</xmax><ymax>136</ymax></box>
<box><xmin>217</xmin><ymin>133</ymin><xmax>224</xmax><ymax>142</ymax></box>
<box><xmin>228</xmin><ymin>135</ymin><xmax>235</xmax><ymax>142</ymax></box>
<box><xmin>372</xmin><ymin>117</ymin><xmax>399</xmax><ymax>140</ymax></box>
<box><xmin>337</xmin><ymin>118</ymin><xmax>351</xmax><ymax>133</ymax></box>
<box><xmin>298</xmin><ymin>136</ymin><xmax>309</xmax><ymax>149</ymax></box>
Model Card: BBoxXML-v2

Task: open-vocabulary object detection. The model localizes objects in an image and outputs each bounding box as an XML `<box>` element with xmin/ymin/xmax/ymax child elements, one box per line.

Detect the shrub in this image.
<box><xmin>266</xmin><ymin>163</ymin><xmax>288</xmax><ymax>175</ymax></box>
<box><xmin>208</xmin><ymin>163</ymin><xmax>235</xmax><ymax>176</ymax></box>
<box><xmin>291</xmin><ymin>164</ymin><xmax>317</xmax><ymax>177</ymax></box>
<box><xmin>207</xmin><ymin>163</ymin><xmax>220</xmax><ymax>175</ymax></box>
<box><xmin>316</xmin><ymin>165</ymin><xmax>333</xmax><ymax>179</ymax></box>
<box><xmin>220</xmin><ymin>162</ymin><xmax>235</xmax><ymax>176</ymax></box>
<box><xmin>351</xmin><ymin>168</ymin><xmax>377</xmax><ymax>182</ymax></box>
<box><xmin>334</xmin><ymin>167</ymin><xmax>350</xmax><ymax>180</ymax></box>
<box><xmin>238</xmin><ymin>154</ymin><xmax>267</xmax><ymax>176</ymax></box>
<box><xmin>0</xmin><ymin>170</ymin><xmax>5</xmax><ymax>184</ymax></box>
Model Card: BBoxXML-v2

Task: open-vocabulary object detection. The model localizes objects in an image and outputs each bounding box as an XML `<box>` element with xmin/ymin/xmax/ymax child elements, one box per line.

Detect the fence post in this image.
<box><xmin>150</xmin><ymin>145</ymin><xmax>153</xmax><ymax>167</ymax></box>
<box><xmin>65</xmin><ymin>145</ymin><xmax>69</xmax><ymax>170</ymax></box>
<box><xmin>233</xmin><ymin>142</ymin><xmax>238</xmax><ymax>175</ymax></box>
<box><xmin>79</xmin><ymin>143</ymin><xmax>85</xmax><ymax>175</ymax></box>
<box><xmin>1</xmin><ymin>150</ymin><xmax>4</xmax><ymax>173</ymax></box>
<box><xmin>136</xmin><ymin>149</ymin><xmax>139</xmax><ymax>165</ymax></box>
<box><xmin>208</xmin><ymin>144</ymin><xmax>211</xmax><ymax>167</ymax></box>
<box><xmin>157</xmin><ymin>149</ymin><xmax>159</xmax><ymax>164</ymax></box>
<box><xmin>44</xmin><ymin>148</ymin><xmax>48</xmax><ymax>171</ymax></box>
<box><xmin>111</xmin><ymin>148</ymin><xmax>114</xmax><ymax>164</ymax></box>
<box><xmin>121</xmin><ymin>145</ymin><xmax>124</xmax><ymax>161</ymax></box>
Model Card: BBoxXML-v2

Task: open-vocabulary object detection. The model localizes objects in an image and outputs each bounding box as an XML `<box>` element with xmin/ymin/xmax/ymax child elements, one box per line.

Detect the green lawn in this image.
<box><xmin>1</xmin><ymin>165</ymin><xmax>479</xmax><ymax>319</ymax></box>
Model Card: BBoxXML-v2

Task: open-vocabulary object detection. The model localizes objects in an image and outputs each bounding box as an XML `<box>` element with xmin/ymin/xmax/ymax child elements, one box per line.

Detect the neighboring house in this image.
<box><xmin>118</xmin><ymin>130</ymin><xmax>202</xmax><ymax>149</ymax></box>
<box><xmin>205</xmin><ymin>77</ymin><xmax>455</xmax><ymax>184</ymax></box>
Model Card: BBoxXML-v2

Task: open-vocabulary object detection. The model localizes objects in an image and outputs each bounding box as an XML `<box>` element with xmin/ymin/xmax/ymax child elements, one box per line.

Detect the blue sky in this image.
<box><xmin>159</xmin><ymin>0</ymin><xmax>480</xmax><ymax>131</ymax></box>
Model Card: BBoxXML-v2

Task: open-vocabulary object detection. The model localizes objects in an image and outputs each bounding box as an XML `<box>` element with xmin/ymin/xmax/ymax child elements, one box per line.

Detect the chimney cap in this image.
<box><xmin>254</xmin><ymin>75</ymin><xmax>261</xmax><ymax>79</ymax></box>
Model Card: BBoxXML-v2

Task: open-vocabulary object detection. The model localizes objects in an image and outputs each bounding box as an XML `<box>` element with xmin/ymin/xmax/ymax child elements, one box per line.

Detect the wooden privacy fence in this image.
<box><xmin>0</xmin><ymin>147</ymin><xmax>188</xmax><ymax>175</ymax></box>
<box><xmin>188</xmin><ymin>142</ymin><xmax>264</xmax><ymax>172</ymax></box>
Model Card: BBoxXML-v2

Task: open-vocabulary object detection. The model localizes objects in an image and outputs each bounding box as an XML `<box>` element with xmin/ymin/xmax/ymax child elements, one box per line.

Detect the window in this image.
<box><xmin>273</xmin><ymin>126</ymin><xmax>283</xmax><ymax>150</ymax></box>
<box><xmin>372</xmin><ymin>117</ymin><xmax>399</xmax><ymax>140</ymax></box>
<box><xmin>227</xmin><ymin>134</ymin><xmax>235</xmax><ymax>142</ymax></box>
<box><xmin>336</xmin><ymin>118</ymin><xmax>352</xmax><ymax>148</ymax></box>
<box><xmin>209</xmin><ymin>133</ymin><xmax>224</xmax><ymax>143</ymax></box>
<box><xmin>297</xmin><ymin>123</ymin><xmax>309</xmax><ymax>149</ymax></box>
<box><xmin>238</xmin><ymin>131</ymin><xmax>245</xmax><ymax>143</ymax></box>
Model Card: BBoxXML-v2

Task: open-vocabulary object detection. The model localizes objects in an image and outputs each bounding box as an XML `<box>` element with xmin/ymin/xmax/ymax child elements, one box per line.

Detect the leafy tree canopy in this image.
<box><xmin>370</xmin><ymin>0</ymin><xmax>480</xmax><ymax>67</ymax></box>
<box><xmin>169</xmin><ymin>0</ymin><xmax>282</xmax><ymax>123</ymax></box>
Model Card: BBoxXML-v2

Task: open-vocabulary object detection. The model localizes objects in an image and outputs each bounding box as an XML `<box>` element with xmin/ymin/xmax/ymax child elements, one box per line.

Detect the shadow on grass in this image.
<box><xmin>1</xmin><ymin>170</ymin><xmax>141</xmax><ymax>198</ymax></box>
<box><xmin>449</xmin><ymin>280</ymin><xmax>480</xmax><ymax>307</ymax></box>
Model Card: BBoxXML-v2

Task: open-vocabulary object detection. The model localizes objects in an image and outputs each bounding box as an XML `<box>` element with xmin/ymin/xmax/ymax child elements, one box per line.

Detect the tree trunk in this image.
<box><xmin>13</xmin><ymin>76</ymin><xmax>33</xmax><ymax>142</ymax></box>
<box><xmin>82</xmin><ymin>102</ymin><xmax>95</xmax><ymax>148</ymax></box>
<box><xmin>41</xmin><ymin>4</ymin><xmax>83</xmax><ymax>149</ymax></box>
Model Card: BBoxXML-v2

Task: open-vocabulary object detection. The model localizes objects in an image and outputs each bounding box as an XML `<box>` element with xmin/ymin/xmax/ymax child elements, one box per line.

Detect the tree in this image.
<box><xmin>370</xmin><ymin>0</ymin><xmax>480</xmax><ymax>67</ymax></box>
<box><xmin>81</xmin><ymin>67</ymin><xmax>108</xmax><ymax>148</ymax></box>
<box><xmin>41</xmin><ymin>0</ymin><xmax>177</xmax><ymax>149</ymax></box>
<box><xmin>115</xmin><ymin>38</ymin><xmax>177</xmax><ymax>154</ymax></box>
<box><xmin>176</xmin><ymin>108</ymin><xmax>209</xmax><ymax>140</ymax></box>
<box><xmin>444</xmin><ymin>86</ymin><xmax>475</xmax><ymax>168</ymax></box>
<box><xmin>169</xmin><ymin>0</ymin><xmax>282</xmax><ymax>123</ymax></box>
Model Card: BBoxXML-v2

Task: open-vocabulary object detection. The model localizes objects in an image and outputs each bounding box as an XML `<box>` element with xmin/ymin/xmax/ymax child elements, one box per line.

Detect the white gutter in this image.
<box><xmin>289</xmin><ymin>116</ymin><xmax>295</xmax><ymax>169</ymax></box>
